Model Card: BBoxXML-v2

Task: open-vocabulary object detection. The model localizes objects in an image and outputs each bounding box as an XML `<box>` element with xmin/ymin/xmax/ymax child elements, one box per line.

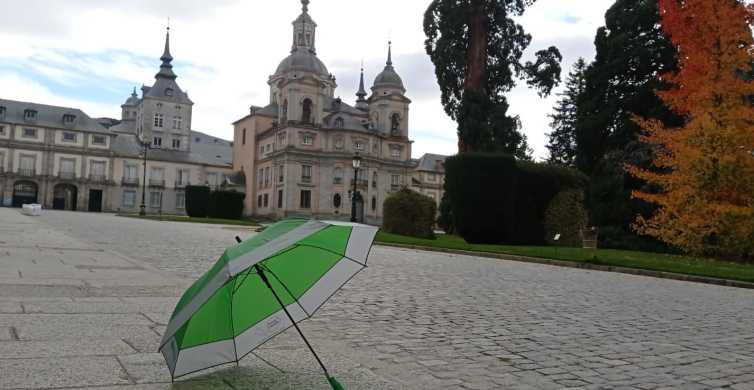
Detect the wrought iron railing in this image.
<box><xmin>59</xmin><ymin>171</ymin><xmax>76</xmax><ymax>180</ymax></box>
<box><xmin>89</xmin><ymin>174</ymin><xmax>107</xmax><ymax>183</ymax></box>
<box><xmin>17</xmin><ymin>168</ymin><xmax>35</xmax><ymax>177</ymax></box>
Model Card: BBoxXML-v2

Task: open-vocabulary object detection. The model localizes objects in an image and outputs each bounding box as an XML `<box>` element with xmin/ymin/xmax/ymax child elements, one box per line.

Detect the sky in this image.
<box><xmin>0</xmin><ymin>0</ymin><xmax>615</xmax><ymax>160</ymax></box>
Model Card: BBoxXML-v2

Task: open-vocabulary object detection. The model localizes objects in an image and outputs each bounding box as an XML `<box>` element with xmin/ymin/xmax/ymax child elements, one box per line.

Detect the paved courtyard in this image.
<box><xmin>1</xmin><ymin>209</ymin><xmax>754</xmax><ymax>390</ymax></box>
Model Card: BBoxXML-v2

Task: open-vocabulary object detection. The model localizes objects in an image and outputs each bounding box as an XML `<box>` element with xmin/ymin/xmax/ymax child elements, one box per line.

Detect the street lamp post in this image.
<box><xmin>350</xmin><ymin>153</ymin><xmax>362</xmax><ymax>223</ymax></box>
<box><xmin>139</xmin><ymin>140</ymin><xmax>149</xmax><ymax>216</ymax></box>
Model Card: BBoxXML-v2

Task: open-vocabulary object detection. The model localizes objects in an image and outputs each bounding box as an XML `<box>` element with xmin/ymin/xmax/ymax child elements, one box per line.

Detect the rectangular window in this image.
<box><xmin>176</xmin><ymin>192</ymin><xmax>186</xmax><ymax>209</ymax></box>
<box><xmin>149</xmin><ymin>191</ymin><xmax>162</xmax><ymax>208</ymax></box>
<box><xmin>22</xmin><ymin>128</ymin><xmax>37</xmax><ymax>138</ymax></box>
<box><xmin>258</xmin><ymin>169</ymin><xmax>264</xmax><ymax>188</ymax></box>
<box><xmin>277</xmin><ymin>190</ymin><xmax>283</xmax><ymax>208</ymax></box>
<box><xmin>0</xmin><ymin>125</ymin><xmax>5</xmax><ymax>135</ymax></box>
<box><xmin>258</xmin><ymin>195</ymin><xmax>263</xmax><ymax>208</ymax></box>
<box><xmin>302</xmin><ymin>135</ymin><xmax>313</xmax><ymax>146</ymax></box>
<box><xmin>172</xmin><ymin>139</ymin><xmax>181</xmax><ymax>149</ymax></box>
<box><xmin>122</xmin><ymin>190</ymin><xmax>136</xmax><ymax>208</ymax></box>
<box><xmin>278</xmin><ymin>132</ymin><xmax>287</xmax><ymax>146</ymax></box>
<box><xmin>259</xmin><ymin>145</ymin><xmax>264</xmax><ymax>155</ymax></box>
<box><xmin>354</xmin><ymin>141</ymin><xmax>365</xmax><ymax>151</ymax></box>
<box><xmin>391</xmin><ymin>147</ymin><xmax>401</xmax><ymax>158</ymax></box>
<box><xmin>263</xmin><ymin>193</ymin><xmax>269</xmax><ymax>208</ymax></box>
<box><xmin>264</xmin><ymin>167</ymin><xmax>270</xmax><ymax>187</ymax></box>
<box><xmin>278</xmin><ymin>165</ymin><xmax>285</xmax><ymax>183</ymax></box>
<box><xmin>90</xmin><ymin>161</ymin><xmax>106</xmax><ymax>180</ymax></box>
<box><xmin>427</xmin><ymin>173</ymin><xmax>437</xmax><ymax>182</ymax></box>
<box><xmin>391</xmin><ymin>174</ymin><xmax>400</xmax><ymax>186</ymax></box>
<box><xmin>0</xmin><ymin>106</ymin><xmax>5</xmax><ymax>118</ymax></box>
<box><xmin>154</xmin><ymin>113</ymin><xmax>164</xmax><ymax>128</ymax></box>
<box><xmin>172</xmin><ymin>116</ymin><xmax>182</xmax><ymax>130</ymax></box>
<box><xmin>153</xmin><ymin>137</ymin><xmax>162</xmax><ymax>147</ymax></box>
<box><xmin>301</xmin><ymin>165</ymin><xmax>312</xmax><ymax>183</ymax></box>
<box><xmin>124</xmin><ymin>164</ymin><xmax>138</xmax><ymax>180</ymax></box>
<box><xmin>176</xmin><ymin>169</ymin><xmax>189</xmax><ymax>186</ymax></box>
<box><xmin>266</xmin><ymin>144</ymin><xmax>272</xmax><ymax>152</ymax></box>
<box><xmin>242</xmin><ymin>129</ymin><xmax>247</xmax><ymax>145</ymax></box>
<box><xmin>207</xmin><ymin>172</ymin><xmax>218</xmax><ymax>187</ymax></box>
<box><xmin>300</xmin><ymin>190</ymin><xmax>311</xmax><ymax>209</ymax></box>
<box><xmin>63</xmin><ymin>114</ymin><xmax>75</xmax><ymax>124</ymax></box>
<box><xmin>60</xmin><ymin>158</ymin><xmax>76</xmax><ymax>178</ymax></box>
<box><xmin>92</xmin><ymin>135</ymin><xmax>106</xmax><ymax>145</ymax></box>
<box><xmin>19</xmin><ymin>155</ymin><xmax>35</xmax><ymax>171</ymax></box>
<box><xmin>0</xmin><ymin>152</ymin><xmax>5</xmax><ymax>171</ymax></box>
<box><xmin>62</xmin><ymin>132</ymin><xmax>77</xmax><ymax>142</ymax></box>
<box><xmin>24</xmin><ymin>110</ymin><xmax>37</xmax><ymax>120</ymax></box>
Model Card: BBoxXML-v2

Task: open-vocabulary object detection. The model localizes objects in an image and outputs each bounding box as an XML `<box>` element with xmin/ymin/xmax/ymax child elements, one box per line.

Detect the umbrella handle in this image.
<box><xmin>328</xmin><ymin>376</ymin><xmax>345</xmax><ymax>390</ymax></box>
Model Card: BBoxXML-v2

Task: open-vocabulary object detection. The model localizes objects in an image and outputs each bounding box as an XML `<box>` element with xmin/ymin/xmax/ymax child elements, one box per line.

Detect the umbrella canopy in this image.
<box><xmin>159</xmin><ymin>218</ymin><xmax>378</xmax><ymax>380</ymax></box>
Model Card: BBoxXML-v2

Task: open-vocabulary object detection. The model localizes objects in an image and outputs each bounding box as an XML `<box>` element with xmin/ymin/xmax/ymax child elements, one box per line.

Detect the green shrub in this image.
<box><xmin>544</xmin><ymin>189</ymin><xmax>589</xmax><ymax>247</ymax></box>
<box><xmin>383</xmin><ymin>188</ymin><xmax>437</xmax><ymax>239</ymax></box>
<box><xmin>208</xmin><ymin>191</ymin><xmax>245</xmax><ymax>220</ymax></box>
<box><xmin>185</xmin><ymin>185</ymin><xmax>211</xmax><ymax>218</ymax></box>
<box><xmin>445</xmin><ymin>153</ymin><xmax>518</xmax><ymax>244</ymax></box>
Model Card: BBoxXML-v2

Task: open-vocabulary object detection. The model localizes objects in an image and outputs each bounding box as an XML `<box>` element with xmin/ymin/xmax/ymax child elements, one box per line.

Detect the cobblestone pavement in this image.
<box><xmin>3</xmin><ymin>210</ymin><xmax>754</xmax><ymax>389</ymax></box>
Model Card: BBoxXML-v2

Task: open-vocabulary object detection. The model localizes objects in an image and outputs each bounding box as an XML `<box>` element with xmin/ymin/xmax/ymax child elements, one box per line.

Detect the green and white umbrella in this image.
<box><xmin>159</xmin><ymin>218</ymin><xmax>378</xmax><ymax>388</ymax></box>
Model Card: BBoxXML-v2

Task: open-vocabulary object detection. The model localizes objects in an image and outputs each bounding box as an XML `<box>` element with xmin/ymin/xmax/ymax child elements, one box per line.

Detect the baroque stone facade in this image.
<box><xmin>0</xmin><ymin>29</ymin><xmax>233</xmax><ymax>214</ymax></box>
<box><xmin>232</xmin><ymin>1</ymin><xmax>416</xmax><ymax>224</ymax></box>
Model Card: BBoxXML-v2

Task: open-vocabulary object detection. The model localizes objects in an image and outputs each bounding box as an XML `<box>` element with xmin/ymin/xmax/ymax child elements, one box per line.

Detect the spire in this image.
<box><xmin>302</xmin><ymin>0</ymin><xmax>309</xmax><ymax>12</ymax></box>
<box><xmin>156</xmin><ymin>25</ymin><xmax>177</xmax><ymax>80</ymax></box>
<box><xmin>387</xmin><ymin>41</ymin><xmax>393</xmax><ymax>67</ymax></box>
<box><xmin>131</xmin><ymin>87</ymin><xmax>137</xmax><ymax>97</ymax></box>
<box><xmin>356</xmin><ymin>64</ymin><xmax>368</xmax><ymax>110</ymax></box>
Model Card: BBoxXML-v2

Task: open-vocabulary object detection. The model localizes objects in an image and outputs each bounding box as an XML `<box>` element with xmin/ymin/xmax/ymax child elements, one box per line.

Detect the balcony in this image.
<box><xmin>174</xmin><ymin>180</ymin><xmax>190</xmax><ymax>188</ymax></box>
<box><xmin>333</xmin><ymin>177</ymin><xmax>343</xmax><ymax>185</ymax></box>
<box><xmin>89</xmin><ymin>174</ymin><xmax>107</xmax><ymax>183</ymax></box>
<box><xmin>59</xmin><ymin>171</ymin><xmax>76</xmax><ymax>180</ymax></box>
<box><xmin>149</xmin><ymin>179</ymin><xmax>166</xmax><ymax>187</ymax></box>
<box><xmin>350</xmin><ymin>179</ymin><xmax>369</xmax><ymax>188</ymax></box>
<box><xmin>17</xmin><ymin>168</ymin><xmax>35</xmax><ymax>177</ymax></box>
<box><xmin>122</xmin><ymin>177</ymin><xmax>139</xmax><ymax>186</ymax></box>
<box><xmin>390</xmin><ymin>184</ymin><xmax>402</xmax><ymax>192</ymax></box>
<box><xmin>301</xmin><ymin>176</ymin><xmax>312</xmax><ymax>184</ymax></box>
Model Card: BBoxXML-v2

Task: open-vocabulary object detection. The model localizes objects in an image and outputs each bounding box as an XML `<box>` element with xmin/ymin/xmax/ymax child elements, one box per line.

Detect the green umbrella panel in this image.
<box><xmin>159</xmin><ymin>218</ymin><xmax>378</xmax><ymax>379</ymax></box>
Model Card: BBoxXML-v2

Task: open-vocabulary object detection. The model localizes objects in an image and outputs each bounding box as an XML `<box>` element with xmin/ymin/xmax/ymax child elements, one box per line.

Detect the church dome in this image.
<box><xmin>123</xmin><ymin>88</ymin><xmax>140</xmax><ymax>106</ymax></box>
<box><xmin>373</xmin><ymin>67</ymin><xmax>404</xmax><ymax>90</ymax></box>
<box><xmin>275</xmin><ymin>50</ymin><xmax>330</xmax><ymax>78</ymax></box>
<box><xmin>371</xmin><ymin>42</ymin><xmax>405</xmax><ymax>92</ymax></box>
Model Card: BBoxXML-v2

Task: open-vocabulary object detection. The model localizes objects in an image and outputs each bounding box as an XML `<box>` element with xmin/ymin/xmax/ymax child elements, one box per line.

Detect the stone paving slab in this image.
<box><xmin>0</xmin><ymin>356</ymin><xmax>131</xmax><ymax>389</ymax></box>
<box><xmin>2</xmin><ymin>208</ymin><xmax>754</xmax><ymax>389</ymax></box>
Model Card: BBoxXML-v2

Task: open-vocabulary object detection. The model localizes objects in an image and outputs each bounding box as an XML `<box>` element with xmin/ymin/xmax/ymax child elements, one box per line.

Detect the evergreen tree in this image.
<box><xmin>575</xmin><ymin>0</ymin><xmax>681</xmax><ymax>249</ymax></box>
<box><xmin>424</xmin><ymin>0</ymin><xmax>562</xmax><ymax>155</ymax></box>
<box><xmin>547</xmin><ymin>58</ymin><xmax>587</xmax><ymax>167</ymax></box>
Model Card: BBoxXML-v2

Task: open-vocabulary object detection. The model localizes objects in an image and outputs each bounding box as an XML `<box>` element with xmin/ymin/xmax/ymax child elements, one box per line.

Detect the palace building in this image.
<box><xmin>232</xmin><ymin>0</ymin><xmax>417</xmax><ymax>224</ymax></box>
<box><xmin>0</xmin><ymin>29</ymin><xmax>233</xmax><ymax>213</ymax></box>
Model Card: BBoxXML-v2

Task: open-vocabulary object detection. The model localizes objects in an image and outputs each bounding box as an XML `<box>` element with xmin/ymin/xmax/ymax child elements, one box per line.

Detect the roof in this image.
<box><xmin>0</xmin><ymin>98</ymin><xmax>110</xmax><ymax>134</ymax></box>
<box><xmin>111</xmin><ymin>131</ymin><xmax>232</xmax><ymax>167</ymax></box>
<box><xmin>415</xmin><ymin>153</ymin><xmax>449</xmax><ymax>173</ymax></box>
<box><xmin>372</xmin><ymin>43</ymin><xmax>405</xmax><ymax>92</ymax></box>
<box><xmin>274</xmin><ymin>49</ymin><xmax>330</xmax><ymax>78</ymax></box>
<box><xmin>190</xmin><ymin>130</ymin><xmax>233</xmax><ymax>165</ymax></box>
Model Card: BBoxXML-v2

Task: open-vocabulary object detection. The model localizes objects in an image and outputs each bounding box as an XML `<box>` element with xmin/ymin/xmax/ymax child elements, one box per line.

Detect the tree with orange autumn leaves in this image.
<box><xmin>628</xmin><ymin>0</ymin><xmax>754</xmax><ymax>258</ymax></box>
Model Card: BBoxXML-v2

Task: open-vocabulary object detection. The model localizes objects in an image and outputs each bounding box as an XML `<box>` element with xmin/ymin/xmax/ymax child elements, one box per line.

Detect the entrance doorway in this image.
<box><xmin>53</xmin><ymin>184</ymin><xmax>78</xmax><ymax>211</ymax></box>
<box><xmin>88</xmin><ymin>189</ymin><xmax>103</xmax><ymax>212</ymax></box>
<box><xmin>12</xmin><ymin>181</ymin><xmax>38</xmax><ymax>207</ymax></box>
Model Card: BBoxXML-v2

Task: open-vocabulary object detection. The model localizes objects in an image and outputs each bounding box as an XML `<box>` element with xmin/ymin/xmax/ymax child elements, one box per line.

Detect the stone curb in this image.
<box><xmin>376</xmin><ymin>242</ymin><xmax>754</xmax><ymax>291</ymax></box>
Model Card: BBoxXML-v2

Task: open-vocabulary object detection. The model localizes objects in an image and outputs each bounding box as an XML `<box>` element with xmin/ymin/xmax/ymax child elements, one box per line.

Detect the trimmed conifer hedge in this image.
<box><xmin>444</xmin><ymin>153</ymin><xmax>588</xmax><ymax>244</ymax></box>
<box><xmin>208</xmin><ymin>191</ymin><xmax>245</xmax><ymax>220</ymax></box>
<box><xmin>185</xmin><ymin>185</ymin><xmax>211</xmax><ymax>218</ymax></box>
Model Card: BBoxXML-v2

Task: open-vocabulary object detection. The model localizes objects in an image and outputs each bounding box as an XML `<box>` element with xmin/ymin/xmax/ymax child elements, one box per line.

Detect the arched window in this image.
<box><xmin>390</xmin><ymin>113</ymin><xmax>401</xmax><ymax>133</ymax></box>
<box><xmin>334</xmin><ymin>117</ymin><xmax>344</xmax><ymax>128</ymax></box>
<box><xmin>301</xmin><ymin>98</ymin><xmax>313</xmax><ymax>123</ymax></box>
<box><xmin>371</xmin><ymin>196</ymin><xmax>377</xmax><ymax>211</ymax></box>
<box><xmin>333</xmin><ymin>194</ymin><xmax>342</xmax><ymax>209</ymax></box>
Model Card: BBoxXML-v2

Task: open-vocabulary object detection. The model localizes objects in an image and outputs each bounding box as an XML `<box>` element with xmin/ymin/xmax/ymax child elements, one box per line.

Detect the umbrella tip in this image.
<box><xmin>328</xmin><ymin>376</ymin><xmax>345</xmax><ymax>390</ymax></box>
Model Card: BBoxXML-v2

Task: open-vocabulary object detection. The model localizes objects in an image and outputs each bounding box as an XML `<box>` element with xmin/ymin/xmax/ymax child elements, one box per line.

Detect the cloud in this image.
<box><xmin>560</xmin><ymin>15</ymin><xmax>582</xmax><ymax>24</ymax></box>
<box><xmin>0</xmin><ymin>0</ymin><xmax>614</xmax><ymax>160</ymax></box>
